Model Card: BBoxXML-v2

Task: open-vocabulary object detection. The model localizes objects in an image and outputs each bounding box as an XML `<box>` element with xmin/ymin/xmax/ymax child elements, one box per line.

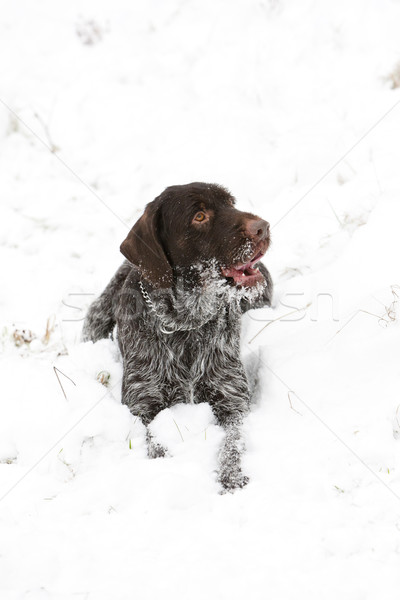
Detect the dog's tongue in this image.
<box><xmin>221</xmin><ymin>254</ymin><xmax>263</xmax><ymax>286</ymax></box>
<box><xmin>238</xmin><ymin>254</ymin><xmax>260</xmax><ymax>271</ymax></box>
<box><xmin>221</xmin><ymin>250</ymin><xmax>265</xmax><ymax>287</ymax></box>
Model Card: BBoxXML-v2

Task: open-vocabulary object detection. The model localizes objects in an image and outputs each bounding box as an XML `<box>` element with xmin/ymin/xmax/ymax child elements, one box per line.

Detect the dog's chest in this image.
<box><xmin>165</xmin><ymin>305</ymin><xmax>242</xmax><ymax>377</ymax></box>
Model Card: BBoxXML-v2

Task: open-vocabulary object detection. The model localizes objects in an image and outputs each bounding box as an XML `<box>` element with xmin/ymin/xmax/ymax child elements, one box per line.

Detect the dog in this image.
<box><xmin>82</xmin><ymin>182</ymin><xmax>273</xmax><ymax>491</ymax></box>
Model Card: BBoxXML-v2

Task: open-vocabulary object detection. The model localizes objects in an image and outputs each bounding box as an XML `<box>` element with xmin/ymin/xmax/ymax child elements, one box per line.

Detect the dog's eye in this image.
<box><xmin>193</xmin><ymin>211</ymin><xmax>207</xmax><ymax>222</ymax></box>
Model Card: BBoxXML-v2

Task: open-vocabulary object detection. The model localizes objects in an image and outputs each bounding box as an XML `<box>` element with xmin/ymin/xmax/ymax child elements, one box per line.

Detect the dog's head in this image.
<box><xmin>120</xmin><ymin>182</ymin><xmax>271</xmax><ymax>289</ymax></box>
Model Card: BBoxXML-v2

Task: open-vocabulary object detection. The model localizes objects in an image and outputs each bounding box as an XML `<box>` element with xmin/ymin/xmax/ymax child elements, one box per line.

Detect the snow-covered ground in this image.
<box><xmin>1</xmin><ymin>0</ymin><xmax>400</xmax><ymax>597</ymax></box>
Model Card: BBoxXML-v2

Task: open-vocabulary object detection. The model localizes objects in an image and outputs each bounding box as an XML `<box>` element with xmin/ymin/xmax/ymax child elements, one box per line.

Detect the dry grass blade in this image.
<box><xmin>326</xmin><ymin>308</ymin><xmax>390</xmax><ymax>346</ymax></box>
<box><xmin>327</xmin><ymin>287</ymin><xmax>400</xmax><ymax>346</ymax></box>
<box><xmin>327</xmin><ymin>200</ymin><xmax>343</xmax><ymax>227</ymax></box>
<box><xmin>53</xmin><ymin>366</ymin><xmax>76</xmax><ymax>401</ymax></box>
<box><xmin>248</xmin><ymin>302</ymin><xmax>312</xmax><ymax>344</ymax></box>
<box><xmin>42</xmin><ymin>314</ymin><xmax>56</xmax><ymax>345</ymax></box>
<box><xmin>173</xmin><ymin>418</ymin><xmax>184</xmax><ymax>442</ymax></box>
<box><xmin>385</xmin><ymin>285</ymin><xmax>399</xmax><ymax>322</ymax></box>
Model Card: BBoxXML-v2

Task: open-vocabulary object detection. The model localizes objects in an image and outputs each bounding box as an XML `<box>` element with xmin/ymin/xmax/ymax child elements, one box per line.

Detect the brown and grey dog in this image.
<box><xmin>82</xmin><ymin>182</ymin><xmax>273</xmax><ymax>492</ymax></box>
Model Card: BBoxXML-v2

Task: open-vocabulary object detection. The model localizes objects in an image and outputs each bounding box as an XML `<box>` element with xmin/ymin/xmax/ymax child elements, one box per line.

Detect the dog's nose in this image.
<box><xmin>245</xmin><ymin>218</ymin><xmax>270</xmax><ymax>240</ymax></box>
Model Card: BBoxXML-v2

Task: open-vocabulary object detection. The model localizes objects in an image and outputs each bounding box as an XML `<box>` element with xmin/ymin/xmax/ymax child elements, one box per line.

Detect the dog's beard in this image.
<box><xmin>190</xmin><ymin>259</ymin><xmax>268</xmax><ymax>304</ymax></box>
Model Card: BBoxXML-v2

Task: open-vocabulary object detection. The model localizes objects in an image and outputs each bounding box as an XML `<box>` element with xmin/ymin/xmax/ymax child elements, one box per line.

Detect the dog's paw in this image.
<box><xmin>146</xmin><ymin>429</ymin><xmax>168</xmax><ymax>459</ymax></box>
<box><xmin>147</xmin><ymin>440</ymin><xmax>168</xmax><ymax>459</ymax></box>
<box><xmin>218</xmin><ymin>470</ymin><xmax>249</xmax><ymax>494</ymax></box>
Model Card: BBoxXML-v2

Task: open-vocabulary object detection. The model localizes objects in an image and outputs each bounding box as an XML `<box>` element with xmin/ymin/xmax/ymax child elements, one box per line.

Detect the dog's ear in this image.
<box><xmin>120</xmin><ymin>200</ymin><xmax>173</xmax><ymax>288</ymax></box>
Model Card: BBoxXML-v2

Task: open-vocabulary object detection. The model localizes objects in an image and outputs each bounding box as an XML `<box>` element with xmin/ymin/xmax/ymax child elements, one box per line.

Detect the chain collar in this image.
<box><xmin>139</xmin><ymin>280</ymin><xmax>208</xmax><ymax>335</ymax></box>
<box><xmin>138</xmin><ymin>280</ymin><xmax>177</xmax><ymax>334</ymax></box>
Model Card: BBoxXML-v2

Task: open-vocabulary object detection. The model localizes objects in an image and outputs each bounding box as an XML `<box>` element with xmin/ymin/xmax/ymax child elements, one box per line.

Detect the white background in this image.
<box><xmin>1</xmin><ymin>0</ymin><xmax>400</xmax><ymax>598</ymax></box>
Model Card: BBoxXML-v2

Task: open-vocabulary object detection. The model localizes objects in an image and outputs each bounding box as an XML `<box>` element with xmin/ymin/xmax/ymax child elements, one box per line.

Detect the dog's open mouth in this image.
<box><xmin>221</xmin><ymin>250</ymin><xmax>265</xmax><ymax>287</ymax></box>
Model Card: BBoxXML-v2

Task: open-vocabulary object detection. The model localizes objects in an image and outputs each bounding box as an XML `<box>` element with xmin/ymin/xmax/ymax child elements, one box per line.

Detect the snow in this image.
<box><xmin>1</xmin><ymin>0</ymin><xmax>400</xmax><ymax>597</ymax></box>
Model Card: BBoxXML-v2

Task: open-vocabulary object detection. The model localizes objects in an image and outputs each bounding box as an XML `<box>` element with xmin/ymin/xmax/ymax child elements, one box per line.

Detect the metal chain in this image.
<box><xmin>138</xmin><ymin>280</ymin><xmax>157</xmax><ymax>313</ymax></box>
<box><xmin>139</xmin><ymin>280</ymin><xmax>176</xmax><ymax>334</ymax></box>
<box><xmin>138</xmin><ymin>280</ymin><xmax>202</xmax><ymax>335</ymax></box>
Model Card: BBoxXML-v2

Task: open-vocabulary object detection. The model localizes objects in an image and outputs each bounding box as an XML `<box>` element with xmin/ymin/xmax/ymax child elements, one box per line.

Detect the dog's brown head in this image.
<box><xmin>120</xmin><ymin>182</ymin><xmax>270</xmax><ymax>289</ymax></box>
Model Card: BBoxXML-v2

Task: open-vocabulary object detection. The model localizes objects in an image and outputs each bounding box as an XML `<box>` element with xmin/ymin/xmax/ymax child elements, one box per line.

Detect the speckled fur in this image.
<box><xmin>83</xmin><ymin>260</ymin><xmax>272</xmax><ymax>492</ymax></box>
<box><xmin>82</xmin><ymin>182</ymin><xmax>273</xmax><ymax>492</ymax></box>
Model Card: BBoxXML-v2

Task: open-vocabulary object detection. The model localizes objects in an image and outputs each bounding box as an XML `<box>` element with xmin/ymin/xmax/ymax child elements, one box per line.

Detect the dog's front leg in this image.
<box><xmin>200</xmin><ymin>369</ymin><xmax>250</xmax><ymax>493</ymax></box>
<box><xmin>120</xmin><ymin>359</ymin><xmax>168</xmax><ymax>459</ymax></box>
<box><xmin>217</xmin><ymin>417</ymin><xmax>249</xmax><ymax>493</ymax></box>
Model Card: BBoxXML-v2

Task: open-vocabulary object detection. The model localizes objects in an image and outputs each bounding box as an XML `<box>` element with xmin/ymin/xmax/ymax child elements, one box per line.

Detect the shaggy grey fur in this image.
<box><xmin>83</xmin><ymin>260</ymin><xmax>272</xmax><ymax>492</ymax></box>
<box><xmin>82</xmin><ymin>182</ymin><xmax>273</xmax><ymax>492</ymax></box>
